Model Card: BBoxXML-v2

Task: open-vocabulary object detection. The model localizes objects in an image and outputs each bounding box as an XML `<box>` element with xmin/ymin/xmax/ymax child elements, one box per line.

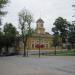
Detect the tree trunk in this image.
<box><xmin>55</xmin><ymin>46</ymin><xmax>56</xmax><ymax>55</ymax></box>
<box><xmin>23</xmin><ymin>35</ymin><xmax>28</xmax><ymax>57</ymax></box>
<box><xmin>6</xmin><ymin>45</ymin><xmax>9</xmax><ymax>55</ymax></box>
<box><xmin>0</xmin><ymin>48</ymin><xmax>2</xmax><ymax>55</ymax></box>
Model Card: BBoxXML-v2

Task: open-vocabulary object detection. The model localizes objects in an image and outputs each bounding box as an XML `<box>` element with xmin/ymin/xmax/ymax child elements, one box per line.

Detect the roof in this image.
<box><xmin>31</xmin><ymin>33</ymin><xmax>52</xmax><ymax>38</ymax></box>
<box><xmin>36</xmin><ymin>18</ymin><xmax>44</xmax><ymax>23</ymax></box>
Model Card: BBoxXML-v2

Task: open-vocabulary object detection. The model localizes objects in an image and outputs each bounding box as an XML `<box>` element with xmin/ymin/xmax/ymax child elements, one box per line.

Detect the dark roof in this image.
<box><xmin>36</xmin><ymin>18</ymin><xmax>44</xmax><ymax>23</ymax></box>
<box><xmin>31</xmin><ymin>33</ymin><xmax>52</xmax><ymax>38</ymax></box>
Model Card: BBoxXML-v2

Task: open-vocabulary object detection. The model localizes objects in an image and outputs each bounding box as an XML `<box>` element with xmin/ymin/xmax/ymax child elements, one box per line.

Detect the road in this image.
<box><xmin>0</xmin><ymin>56</ymin><xmax>75</xmax><ymax>75</ymax></box>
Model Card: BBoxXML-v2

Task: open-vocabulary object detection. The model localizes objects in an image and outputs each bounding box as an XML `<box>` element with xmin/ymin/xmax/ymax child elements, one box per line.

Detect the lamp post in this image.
<box><xmin>38</xmin><ymin>35</ymin><xmax>44</xmax><ymax>57</ymax></box>
<box><xmin>38</xmin><ymin>34</ymin><xmax>43</xmax><ymax>58</ymax></box>
<box><xmin>35</xmin><ymin>35</ymin><xmax>41</xmax><ymax>58</ymax></box>
<box><xmin>39</xmin><ymin>36</ymin><xmax>41</xmax><ymax>57</ymax></box>
<box><xmin>35</xmin><ymin>34</ymin><xmax>44</xmax><ymax>57</ymax></box>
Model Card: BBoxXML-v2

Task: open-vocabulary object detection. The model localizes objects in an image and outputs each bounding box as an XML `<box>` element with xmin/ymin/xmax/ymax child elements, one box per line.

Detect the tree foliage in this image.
<box><xmin>53</xmin><ymin>17</ymin><xmax>70</xmax><ymax>43</ymax></box>
<box><xmin>0</xmin><ymin>0</ymin><xmax>8</xmax><ymax>15</ymax></box>
<box><xmin>52</xmin><ymin>27</ymin><xmax>60</xmax><ymax>46</ymax></box>
<box><xmin>18</xmin><ymin>8</ymin><xmax>33</xmax><ymax>56</ymax></box>
<box><xmin>3</xmin><ymin>23</ymin><xmax>17</xmax><ymax>55</ymax></box>
<box><xmin>68</xmin><ymin>24</ymin><xmax>75</xmax><ymax>48</ymax></box>
<box><xmin>4</xmin><ymin>23</ymin><xmax>16</xmax><ymax>37</ymax></box>
<box><xmin>0</xmin><ymin>23</ymin><xmax>17</xmax><ymax>55</ymax></box>
<box><xmin>0</xmin><ymin>31</ymin><xmax>3</xmax><ymax>49</ymax></box>
<box><xmin>53</xmin><ymin>17</ymin><xmax>75</xmax><ymax>49</ymax></box>
<box><xmin>0</xmin><ymin>0</ymin><xmax>9</xmax><ymax>25</ymax></box>
<box><xmin>52</xmin><ymin>27</ymin><xmax>60</xmax><ymax>54</ymax></box>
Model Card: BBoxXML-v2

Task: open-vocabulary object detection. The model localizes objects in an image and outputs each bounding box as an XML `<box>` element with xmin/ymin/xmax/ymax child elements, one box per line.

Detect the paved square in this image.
<box><xmin>0</xmin><ymin>56</ymin><xmax>75</xmax><ymax>75</ymax></box>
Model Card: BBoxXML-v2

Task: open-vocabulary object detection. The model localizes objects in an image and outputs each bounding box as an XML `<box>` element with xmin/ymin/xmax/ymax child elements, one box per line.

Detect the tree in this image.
<box><xmin>3</xmin><ymin>23</ymin><xmax>17</xmax><ymax>55</ymax></box>
<box><xmin>52</xmin><ymin>27</ymin><xmax>60</xmax><ymax>55</ymax></box>
<box><xmin>0</xmin><ymin>0</ymin><xmax>9</xmax><ymax>25</ymax></box>
<box><xmin>0</xmin><ymin>31</ymin><xmax>3</xmax><ymax>54</ymax></box>
<box><xmin>53</xmin><ymin>17</ymin><xmax>70</xmax><ymax>46</ymax></box>
<box><xmin>0</xmin><ymin>0</ymin><xmax>9</xmax><ymax>54</ymax></box>
<box><xmin>18</xmin><ymin>8</ymin><xmax>33</xmax><ymax>56</ymax></box>
<box><xmin>68</xmin><ymin>24</ymin><xmax>75</xmax><ymax>49</ymax></box>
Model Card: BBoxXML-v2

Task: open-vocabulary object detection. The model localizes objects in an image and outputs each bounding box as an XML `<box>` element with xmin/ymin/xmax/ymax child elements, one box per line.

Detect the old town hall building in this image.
<box><xmin>17</xmin><ymin>18</ymin><xmax>53</xmax><ymax>54</ymax></box>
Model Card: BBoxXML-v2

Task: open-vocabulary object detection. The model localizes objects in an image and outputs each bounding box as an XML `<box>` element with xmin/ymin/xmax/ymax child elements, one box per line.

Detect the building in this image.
<box><xmin>17</xmin><ymin>18</ymin><xmax>53</xmax><ymax>54</ymax></box>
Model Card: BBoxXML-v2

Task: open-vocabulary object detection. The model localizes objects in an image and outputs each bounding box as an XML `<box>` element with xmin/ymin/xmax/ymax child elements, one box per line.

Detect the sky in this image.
<box><xmin>3</xmin><ymin>0</ymin><xmax>75</xmax><ymax>34</ymax></box>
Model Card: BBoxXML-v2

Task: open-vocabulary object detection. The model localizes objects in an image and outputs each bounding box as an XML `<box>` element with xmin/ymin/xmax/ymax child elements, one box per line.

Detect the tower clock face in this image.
<box><xmin>40</xmin><ymin>23</ymin><xmax>43</xmax><ymax>27</ymax></box>
<box><xmin>37</xmin><ymin>23</ymin><xmax>43</xmax><ymax>28</ymax></box>
<box><xmin>36</xmin><ymin>18</ymin><xmax>45</xmax><ymax>34</ymax></box>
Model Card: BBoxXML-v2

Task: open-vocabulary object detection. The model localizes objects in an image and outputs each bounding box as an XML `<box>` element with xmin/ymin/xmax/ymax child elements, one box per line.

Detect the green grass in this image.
<box><xmin>30</xmin><ymin>49</ymin><xmax>75</xmax><ymax>56</ymax></box>
<box><xmin>46</xmin><ymin>49</ymin><xmax>75</xmax><ymax>56</ymax></box>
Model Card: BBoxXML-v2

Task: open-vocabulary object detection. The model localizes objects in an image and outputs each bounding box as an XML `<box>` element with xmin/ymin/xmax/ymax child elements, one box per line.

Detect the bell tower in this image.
<box><xmin>35</xmin><ymin>18</ymin><xmax>45</xmax><ymax>34</ymax></box>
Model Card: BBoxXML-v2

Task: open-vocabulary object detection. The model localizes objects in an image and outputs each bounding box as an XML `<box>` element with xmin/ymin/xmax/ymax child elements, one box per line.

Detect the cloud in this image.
<box><xmin>3</xmin><ymin>0</ymin><xmax>74</xmax><ymax>34</ymax></box>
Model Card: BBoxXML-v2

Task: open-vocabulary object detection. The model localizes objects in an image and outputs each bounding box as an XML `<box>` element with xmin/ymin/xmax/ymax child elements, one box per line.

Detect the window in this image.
<box><xmin>45</xmin><ymin>44</ymin><xmax>48</xmax><ymax>48</ymax></box>
<box><xmin>40</xmin><ymin>24</ymin><xmax>43</xmax><ymax>28</ymax></box>
<box><xmin>32</xmin><ymin>40</ymin><xmax>34</xmax><ymax>43</ymax></box>
<box><xmin>36</xmin><ymin>40</ymin><xmax>39</xmax><ymax>44</ymax></box>
<box><xmin>32</xmin><ymin>44</ymin><xmax>35</xmax><ymax>48</ymax></box>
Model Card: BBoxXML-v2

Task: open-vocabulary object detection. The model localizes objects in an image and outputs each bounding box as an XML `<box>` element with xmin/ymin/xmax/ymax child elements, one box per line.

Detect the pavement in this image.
<box><xmin>0</xmin><ymin>56</ymin><xmax>75</xmax><ymax>75</ymax></box>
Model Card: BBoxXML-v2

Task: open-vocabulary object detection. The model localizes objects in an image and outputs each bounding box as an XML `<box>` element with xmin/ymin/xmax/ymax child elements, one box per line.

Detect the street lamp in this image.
<box><xmin>35</xmin><ymin>39</ymin><xmax>41</xmax><ymax>57</ymax></box>
<box><xmin>35</xmin><ymin>35</ymin><xmax>44</xmax><ymax>58</ymax></box>
<box><xmin>39</xmin><ymin>36</ymin><xmax>41</xmax><ymax>57</ymax></box>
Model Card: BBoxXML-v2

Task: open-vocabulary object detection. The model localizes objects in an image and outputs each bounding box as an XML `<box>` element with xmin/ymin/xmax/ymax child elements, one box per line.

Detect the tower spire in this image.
<box><xmin>35</xmin><ymin>18</ymin><xmax>45</xmax><ymax>34</ymax></box>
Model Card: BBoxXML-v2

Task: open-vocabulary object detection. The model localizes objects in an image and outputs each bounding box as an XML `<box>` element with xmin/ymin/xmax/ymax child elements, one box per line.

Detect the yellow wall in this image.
<box><xmin>18</xmin><ymin>36</ymin><xmax>53</xmax><ymax>51</ymax></box>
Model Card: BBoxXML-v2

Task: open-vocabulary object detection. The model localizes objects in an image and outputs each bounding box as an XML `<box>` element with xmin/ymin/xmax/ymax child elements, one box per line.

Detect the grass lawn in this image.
<box><xmin>31</xmin><ymin>49</ymin><xmax>75</xmax><ymax>56</ymax></box>
<box><xmin>48</xmin><ymin>49</ymin><xmax>75</xmax><ymax>56</ymax></box>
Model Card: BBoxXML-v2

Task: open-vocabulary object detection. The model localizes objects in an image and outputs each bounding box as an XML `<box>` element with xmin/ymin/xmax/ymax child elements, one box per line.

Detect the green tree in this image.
<box><xmin>53</xmin><ymin>17</ymin><xmax>70</xmax><ymax>45</ymax></box>
<box><xmin>3</xmin><ymin>23</ymin><xmax>17</xmax><ymax>55</ymax></box>
<box><xmin>52</xmin><ymin>27</ymin><xmax>60</xmax><ymax>55</ymax></box>
<box><xmin>18</xmin><ymin>8</ymin><xmax>33</xmax><ymax>56</ymax></box>
<box><xmin>68</xmin><ymin>24</ymin><xmax>75</xmax><ymax>49</ymax></box>
<box><xmin>0</xmin><ymin>0</ymin><xmax>9</xmax><ymax>25</ymax></box>
<box><xmin>0</xmin><ymin>31</ymin><xmax>3</xmax><ymax>54</ymax></box>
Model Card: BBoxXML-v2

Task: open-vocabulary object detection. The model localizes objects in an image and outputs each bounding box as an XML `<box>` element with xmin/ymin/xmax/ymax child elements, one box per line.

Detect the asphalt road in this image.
<box><xmin>0</xmin><ymin>56</ymin><xmax>75</xmax><ymax>75</ymax></box>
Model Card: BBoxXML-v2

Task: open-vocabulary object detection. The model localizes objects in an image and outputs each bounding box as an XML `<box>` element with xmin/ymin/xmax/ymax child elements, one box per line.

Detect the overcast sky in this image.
<box><xmin>3</xmin><ymin>0</ymin><xmax>75</xmax><ymax>34</ymax></box>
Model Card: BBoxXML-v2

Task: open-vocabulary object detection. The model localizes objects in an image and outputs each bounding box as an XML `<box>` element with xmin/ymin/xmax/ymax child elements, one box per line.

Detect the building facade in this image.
<box><xmin>17</xmin><ymin>18</ymin><xmax>53</xmax><ymax>54</ymax></box>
